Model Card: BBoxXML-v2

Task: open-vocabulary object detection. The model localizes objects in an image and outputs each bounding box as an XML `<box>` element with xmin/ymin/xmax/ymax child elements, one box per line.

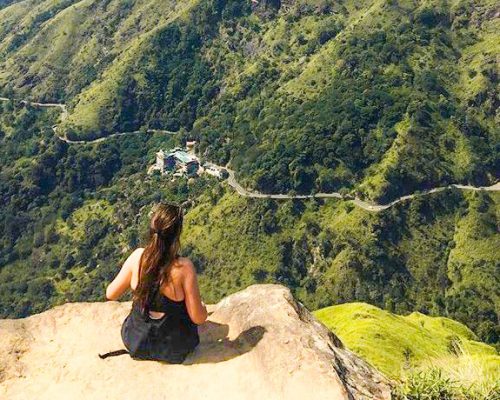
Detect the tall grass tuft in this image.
<box><xmin>394</xmin><ymin>341</ymin><xmax>500</xmax><ymax>400</ymax></box>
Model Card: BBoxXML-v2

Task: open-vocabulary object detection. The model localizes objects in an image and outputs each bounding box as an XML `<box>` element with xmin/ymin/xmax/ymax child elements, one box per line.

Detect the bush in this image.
<box><xmin>394</xmin><ymin>369</ymin><xmax>464</xmax><ymax>399</ymax></box>
<box><xmin>394</xmin><ymin>364</ymin><xmax>500</xmax><ymax>400</ymax></box>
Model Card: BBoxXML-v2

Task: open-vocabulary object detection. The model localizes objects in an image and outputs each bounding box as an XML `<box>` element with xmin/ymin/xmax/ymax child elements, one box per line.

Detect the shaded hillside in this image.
<box><xmin>182</xmin><ymin>185</ymin><xmax>500</xmax><ymax>347</ymax></box>
<box><xmin>0</xmin><ymin>0</ymin><xmax>193</xmax><ymax>101</ymax></box>
<box><xmin>0</xmin><ymin>0</ymin><xmax>498</xmax><ymax>201</ymax></box>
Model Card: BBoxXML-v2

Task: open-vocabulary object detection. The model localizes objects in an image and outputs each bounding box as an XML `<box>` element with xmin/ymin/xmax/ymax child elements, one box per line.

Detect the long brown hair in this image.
<box><xmin>133</xmin><ymin>202</ymin><xmax>183</xmax><ymax>314</ymax></box>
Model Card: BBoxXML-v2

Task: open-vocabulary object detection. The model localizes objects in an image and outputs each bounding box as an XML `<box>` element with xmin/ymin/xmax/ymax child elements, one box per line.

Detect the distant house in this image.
<box><xmin>155</xmin><ymin>149</ymin><xmax>199</xmax><ymax>176</ymax></box>
<box><xmin>173</xmin><ymin>150</ymin><xmax>199</xmax><ymax>175</ymax></box>
<box><xmin>156</xmin><ymin>150</ymin><xmax>176</xmax><ymax>172</ymax></box>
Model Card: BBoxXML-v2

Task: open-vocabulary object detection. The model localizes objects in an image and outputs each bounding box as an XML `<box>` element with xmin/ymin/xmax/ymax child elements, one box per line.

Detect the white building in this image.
<box><xmin>155</xmin><ymin>150</ymin><xmax>167</xmax><ymax>171</ymax></box>
<box><xmin>155</xmin><ymin>149</ymin><xmax>200</xmax><ymax>176</ymax></box>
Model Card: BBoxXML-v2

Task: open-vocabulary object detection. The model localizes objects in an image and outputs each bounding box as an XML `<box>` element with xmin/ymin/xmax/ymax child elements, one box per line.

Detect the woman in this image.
<box><xmin>103</xmin><ymin>202</ymin><xmax>207</xmax><ymax>363</ymax></box>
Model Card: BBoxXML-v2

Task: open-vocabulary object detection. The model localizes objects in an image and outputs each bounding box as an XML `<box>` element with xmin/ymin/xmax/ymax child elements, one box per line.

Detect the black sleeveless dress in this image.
<box><xmin>120</xmin><ymin>284</ymin><xmax>200</xmax><ymax>363</ymax></box>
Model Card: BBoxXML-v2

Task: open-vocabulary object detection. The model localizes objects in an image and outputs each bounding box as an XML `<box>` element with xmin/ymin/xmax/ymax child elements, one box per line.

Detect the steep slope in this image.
<box><xmin>0</xmin><ymin>0</ymin><xmax>194</xmax><ymax>101</ymax></box>
<box><xmin>181</xmin><ymin>187</ymin><xmax>500</xmax><ymax>344</ymax></box>
<box><xmin>0</xmin><ymin>284</ymin><xmax>391</xmax><ymax>400</ymax></box>
<box><xmin>314</xmin><ymin>302</ymin><xmax>499</xmax><ymax>377</ymax></box>
<box><xmin>0</xmin><ymin>0</ymin><xmax>498</xmax><ymax>200</ymax></box>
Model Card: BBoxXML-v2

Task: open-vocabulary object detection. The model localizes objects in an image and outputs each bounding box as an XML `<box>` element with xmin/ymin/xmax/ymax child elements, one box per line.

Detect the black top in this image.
<box><xmin>120</xmin><ymin>282</ymin><xmax>200</xmax><ymax>363</ymax></box>
<box><xmin>148</xmin><ymin>283</ymin><xmax>187</xmax><ymax>314</ymax></box>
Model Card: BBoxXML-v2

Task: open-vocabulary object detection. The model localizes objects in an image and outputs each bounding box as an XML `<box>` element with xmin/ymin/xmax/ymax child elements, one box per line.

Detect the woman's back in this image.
<box><xmin>122</xmin><ymin>296</ymin><xmax>200</xmax><ymax>363</ymax></box>
<box><xmin>104</xmin><ymin>202</ymin><xmax>207</xmax><ymax>362</ymax></box>
<box><xmin>129</xmin><ymin>248</ymin><xmax>186</xmax><ymax>319</ymax></box>
<box><xmin>121</xmin><ymin>250</ymin><xmax>200</xmax><ymax>362</ymax></box>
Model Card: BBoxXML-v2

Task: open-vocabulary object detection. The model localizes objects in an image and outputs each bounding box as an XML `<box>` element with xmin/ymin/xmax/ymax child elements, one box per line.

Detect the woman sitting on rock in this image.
<box><xmin>103</xmin><ymin>202</ymin><xmax>207</xmax><ymax>363</ymax></box>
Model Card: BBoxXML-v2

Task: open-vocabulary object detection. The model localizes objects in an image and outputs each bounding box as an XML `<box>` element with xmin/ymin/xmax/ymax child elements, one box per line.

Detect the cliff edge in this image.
<box><xmin>0</xmin><ymin>284</ymin><xmax>390</xmax><ymax>399</ymax></box>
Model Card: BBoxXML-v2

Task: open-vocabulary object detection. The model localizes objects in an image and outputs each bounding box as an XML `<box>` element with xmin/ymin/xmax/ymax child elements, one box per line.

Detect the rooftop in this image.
<box><xmin>171</xmin><ymin>150</ymin><xmax>197</xmax><ymax>164</ymax></box>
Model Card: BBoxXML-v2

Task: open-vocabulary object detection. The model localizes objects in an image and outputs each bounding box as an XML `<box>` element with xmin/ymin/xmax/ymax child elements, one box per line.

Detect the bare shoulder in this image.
<box><xmin>131</xmin><ymin>247</ymin><xmax>145</xmax><ymax>260</ymax></box>
<box><xmin>125</xmin><ymin>247</ymin><xmax>145</xmax><ymax>268</ymax></box>
<box><xmin>175</xmin><ymin>256</ymin><xmax>196</xmax><ymax>276</ymax></box>
<box><xmin>132</xmin><ymin>247</ymin><xmax>144</xmax><ymax>257</ymax></box>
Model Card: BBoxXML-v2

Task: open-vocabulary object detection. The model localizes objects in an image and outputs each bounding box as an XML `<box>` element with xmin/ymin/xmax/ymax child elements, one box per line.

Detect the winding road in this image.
<box><xmin>0</xmin><ymin>96</ymin><xmax>68</xmax><ymax>119</ymax></box>
<box><xmin>226</xmin><ymin>169</ymin><xmax>500</xmax><ymax>210</ymax></box>
<box><xmin>0</xmin><ymin>97</ymin><xmax>176</xmax><ymax>143</ymax></box>
<box><xmin>1</xmin><ymin>96</ymin><xmax>498</xmax><ymax>212</ymax></box>
<box><xmin>54</xmin><ymin>127</ymin><xmax>177</xmax><ymax>144</ymax></box>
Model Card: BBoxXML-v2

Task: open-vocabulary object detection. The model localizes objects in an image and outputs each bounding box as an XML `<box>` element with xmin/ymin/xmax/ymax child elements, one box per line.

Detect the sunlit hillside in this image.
<box><xmin>1</xmin><ymin>0</ymin><xmax>498</xmax><ymax>201</ymax></box>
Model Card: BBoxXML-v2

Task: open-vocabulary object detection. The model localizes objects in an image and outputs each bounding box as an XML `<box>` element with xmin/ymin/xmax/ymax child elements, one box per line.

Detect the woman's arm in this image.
<box><xmin>182</xmin><ymin>259</ymin><xmax>208</xmax><ymax>324</ymax></box>
<box><xmin>105</xmin><ymin>248</ymin><xmax>142</xmax><ymax>301</ymax></box>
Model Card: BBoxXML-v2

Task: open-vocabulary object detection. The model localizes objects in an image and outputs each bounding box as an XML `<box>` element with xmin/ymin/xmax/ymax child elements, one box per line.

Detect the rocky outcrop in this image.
<box><xmin>0</xmin><ymin>284</ymin><xmax>390</xmax><ymax>400</ymax></box>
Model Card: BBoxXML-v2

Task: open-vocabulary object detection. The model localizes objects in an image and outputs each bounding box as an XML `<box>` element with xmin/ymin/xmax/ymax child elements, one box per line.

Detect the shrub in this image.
<box><xmin>394</xmin><ymin>368</ymin><xmax>461</xmax><ymax>399</ymax></box>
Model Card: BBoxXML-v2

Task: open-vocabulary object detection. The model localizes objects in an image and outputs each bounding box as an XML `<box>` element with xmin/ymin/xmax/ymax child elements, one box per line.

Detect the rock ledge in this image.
<box><xmin>0</xmin><ymin>284</ymin><xmax>390</xmax><ymax>399</ymax></box>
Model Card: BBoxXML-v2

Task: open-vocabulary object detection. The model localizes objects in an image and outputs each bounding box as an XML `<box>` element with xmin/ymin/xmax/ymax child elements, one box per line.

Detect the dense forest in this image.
<box><xmin>0</xmin><ymin>0</ymin><xmax>498</xmax><ymax>201</ymax></box>
<box><xmin>0</xmin><ymin>104</ymin><xmax>498</xmax><ymax>349</ymax></box>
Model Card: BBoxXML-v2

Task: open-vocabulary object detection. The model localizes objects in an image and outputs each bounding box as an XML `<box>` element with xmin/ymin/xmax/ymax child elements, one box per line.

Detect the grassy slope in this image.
<box><xmin>0</xmin><ymin>0</ymin><xmax>190</xmax><ymax>100</ymax></box>
<box><xmin>182</xmin><ymin>183</ymin><xmax>499</xmax><ymax>343</ymax></box>
<box><xmin>195</xmin><ymin>0</ymin><xmax>499</xmax><ymax>199</ymax></box>
<box><xmin>314</xmin><ymin>302</ymin><xmax>498</xmax><ymax>378</ymax></box>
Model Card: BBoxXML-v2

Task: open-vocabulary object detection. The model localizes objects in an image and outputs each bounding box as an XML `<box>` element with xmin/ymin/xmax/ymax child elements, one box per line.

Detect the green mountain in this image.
<box><xmin>0</xmin><ymin>101</ymin><xmax>498</xmax><ymax>349</ymax></box>
<box><xmin>181</xmin><ymin>183</ymin><xmax>500</xmax><ymax>348</ymax></box>
<box><xmin>1</xmin><ymin>0</ymin><xmax>498</xmax><ymax>201</ymax></box>
<box><xmin>315</xmin><ymin>303</ymin><xmax>499</xmax><ymax>398</ymax></box>
<box><xmin>0</xmin><ymin>0</ymin><xmax>498</xmax><ymax>381</ymax></box>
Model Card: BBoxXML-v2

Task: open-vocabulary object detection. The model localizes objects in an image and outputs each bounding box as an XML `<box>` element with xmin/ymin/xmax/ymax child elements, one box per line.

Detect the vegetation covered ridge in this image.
<box><xmin>1</xmin><ymin>0</ymin><xmax>498</xmax><ymax>202</ymax></box>
<box><xmin>0</xmin><ymin>96</ymin><xmax>498</xmax><ymax>212</ymax></box>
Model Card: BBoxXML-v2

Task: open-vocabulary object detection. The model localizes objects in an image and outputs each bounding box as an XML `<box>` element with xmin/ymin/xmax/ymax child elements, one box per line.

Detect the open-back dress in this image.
<box><xmin>119</xmin><ymin>282</ymin><xmax>200</xmax><ymax>363</ymax></box>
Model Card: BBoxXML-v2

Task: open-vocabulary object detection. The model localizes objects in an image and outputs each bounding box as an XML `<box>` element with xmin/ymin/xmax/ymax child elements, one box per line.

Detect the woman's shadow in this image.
<box><xmin>183</xmin><ymin>320</ymin><xmax>266</xmax><ymax>365</ymax></box>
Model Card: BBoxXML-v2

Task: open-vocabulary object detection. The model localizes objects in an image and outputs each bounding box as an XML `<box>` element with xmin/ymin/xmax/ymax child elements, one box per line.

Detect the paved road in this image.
<box><xmin>2</xmin><ymin>96</ymin><xmax>498</xmax><ymax>212</ymax></box>
<box><xmin>1</xmin><ymin>96</ymin><xmax>68</xmax><ymax>120</ymax></box>
<box><xmin>54</xmin><ymin>127</ymin><xmax>177</xmax><ymax>144</ymax></box>
<box><xmin>1</xmin><ymin>97</ymin><xmax>175</xmax><ymax>142</ymax></box>
<box><xmin>225</xmin><ymin>168</ymin><xmax>500</xmax><ymax>211</ymax></box>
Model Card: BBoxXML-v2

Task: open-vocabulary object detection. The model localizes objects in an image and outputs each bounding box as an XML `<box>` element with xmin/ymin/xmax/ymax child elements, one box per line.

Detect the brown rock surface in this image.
<box><xmin>0</xmin><ymin>284</ymin><xmax>391</xmax><ymax>399</ymax></box>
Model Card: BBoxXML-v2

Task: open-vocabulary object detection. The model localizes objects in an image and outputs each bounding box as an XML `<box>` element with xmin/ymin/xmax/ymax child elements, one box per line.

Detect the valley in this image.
<box><xmin>0</xmin><ymin>0</ymin><xmax>498</xmax><ymax>397</ymax></box>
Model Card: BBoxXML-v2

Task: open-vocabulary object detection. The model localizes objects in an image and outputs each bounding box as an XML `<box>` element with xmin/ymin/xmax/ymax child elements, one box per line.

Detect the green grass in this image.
<box><xmin>55</xmin><ymin>199</ymin><xmax>116</xmax><ymax>242</ymax></box>
<box><xmin>314</xmin><ymin>302</ymin><xmax>499</xmax><ymax>387</ymax></box>
<box><xmin>180</xmin><ymin>187</ymin><xmax>500</xmax><ymax>346</ymax></box>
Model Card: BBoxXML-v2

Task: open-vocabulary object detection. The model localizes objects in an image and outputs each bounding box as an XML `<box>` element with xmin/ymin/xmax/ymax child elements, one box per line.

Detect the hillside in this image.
<box><xmin>315</xmin><ymin>303</ymin><xmax>500</xmax><ymax>399</ymax></box>
<box><xmin>0</xmin><ymin>0</ymin><xmax>498</xmax><ymax>201</ymax></box>
<box><xmin>182</xmin><ymin>183</ymin><xmax>500</xmax><ymax>344</ymax></box>
<box><xmin>315</xmin><ymin>302</ymin><xmax>499</xmax><ymax>375</ymax></box>
<box><xmin>0</xmin><ymin>284</ymin><xmax>391</xmax><ymax>400</ymax></box>
<box><xmin>0</xmin><ymin>102</ymin><xmax>498</xmax><ymax>349</ymax></box>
